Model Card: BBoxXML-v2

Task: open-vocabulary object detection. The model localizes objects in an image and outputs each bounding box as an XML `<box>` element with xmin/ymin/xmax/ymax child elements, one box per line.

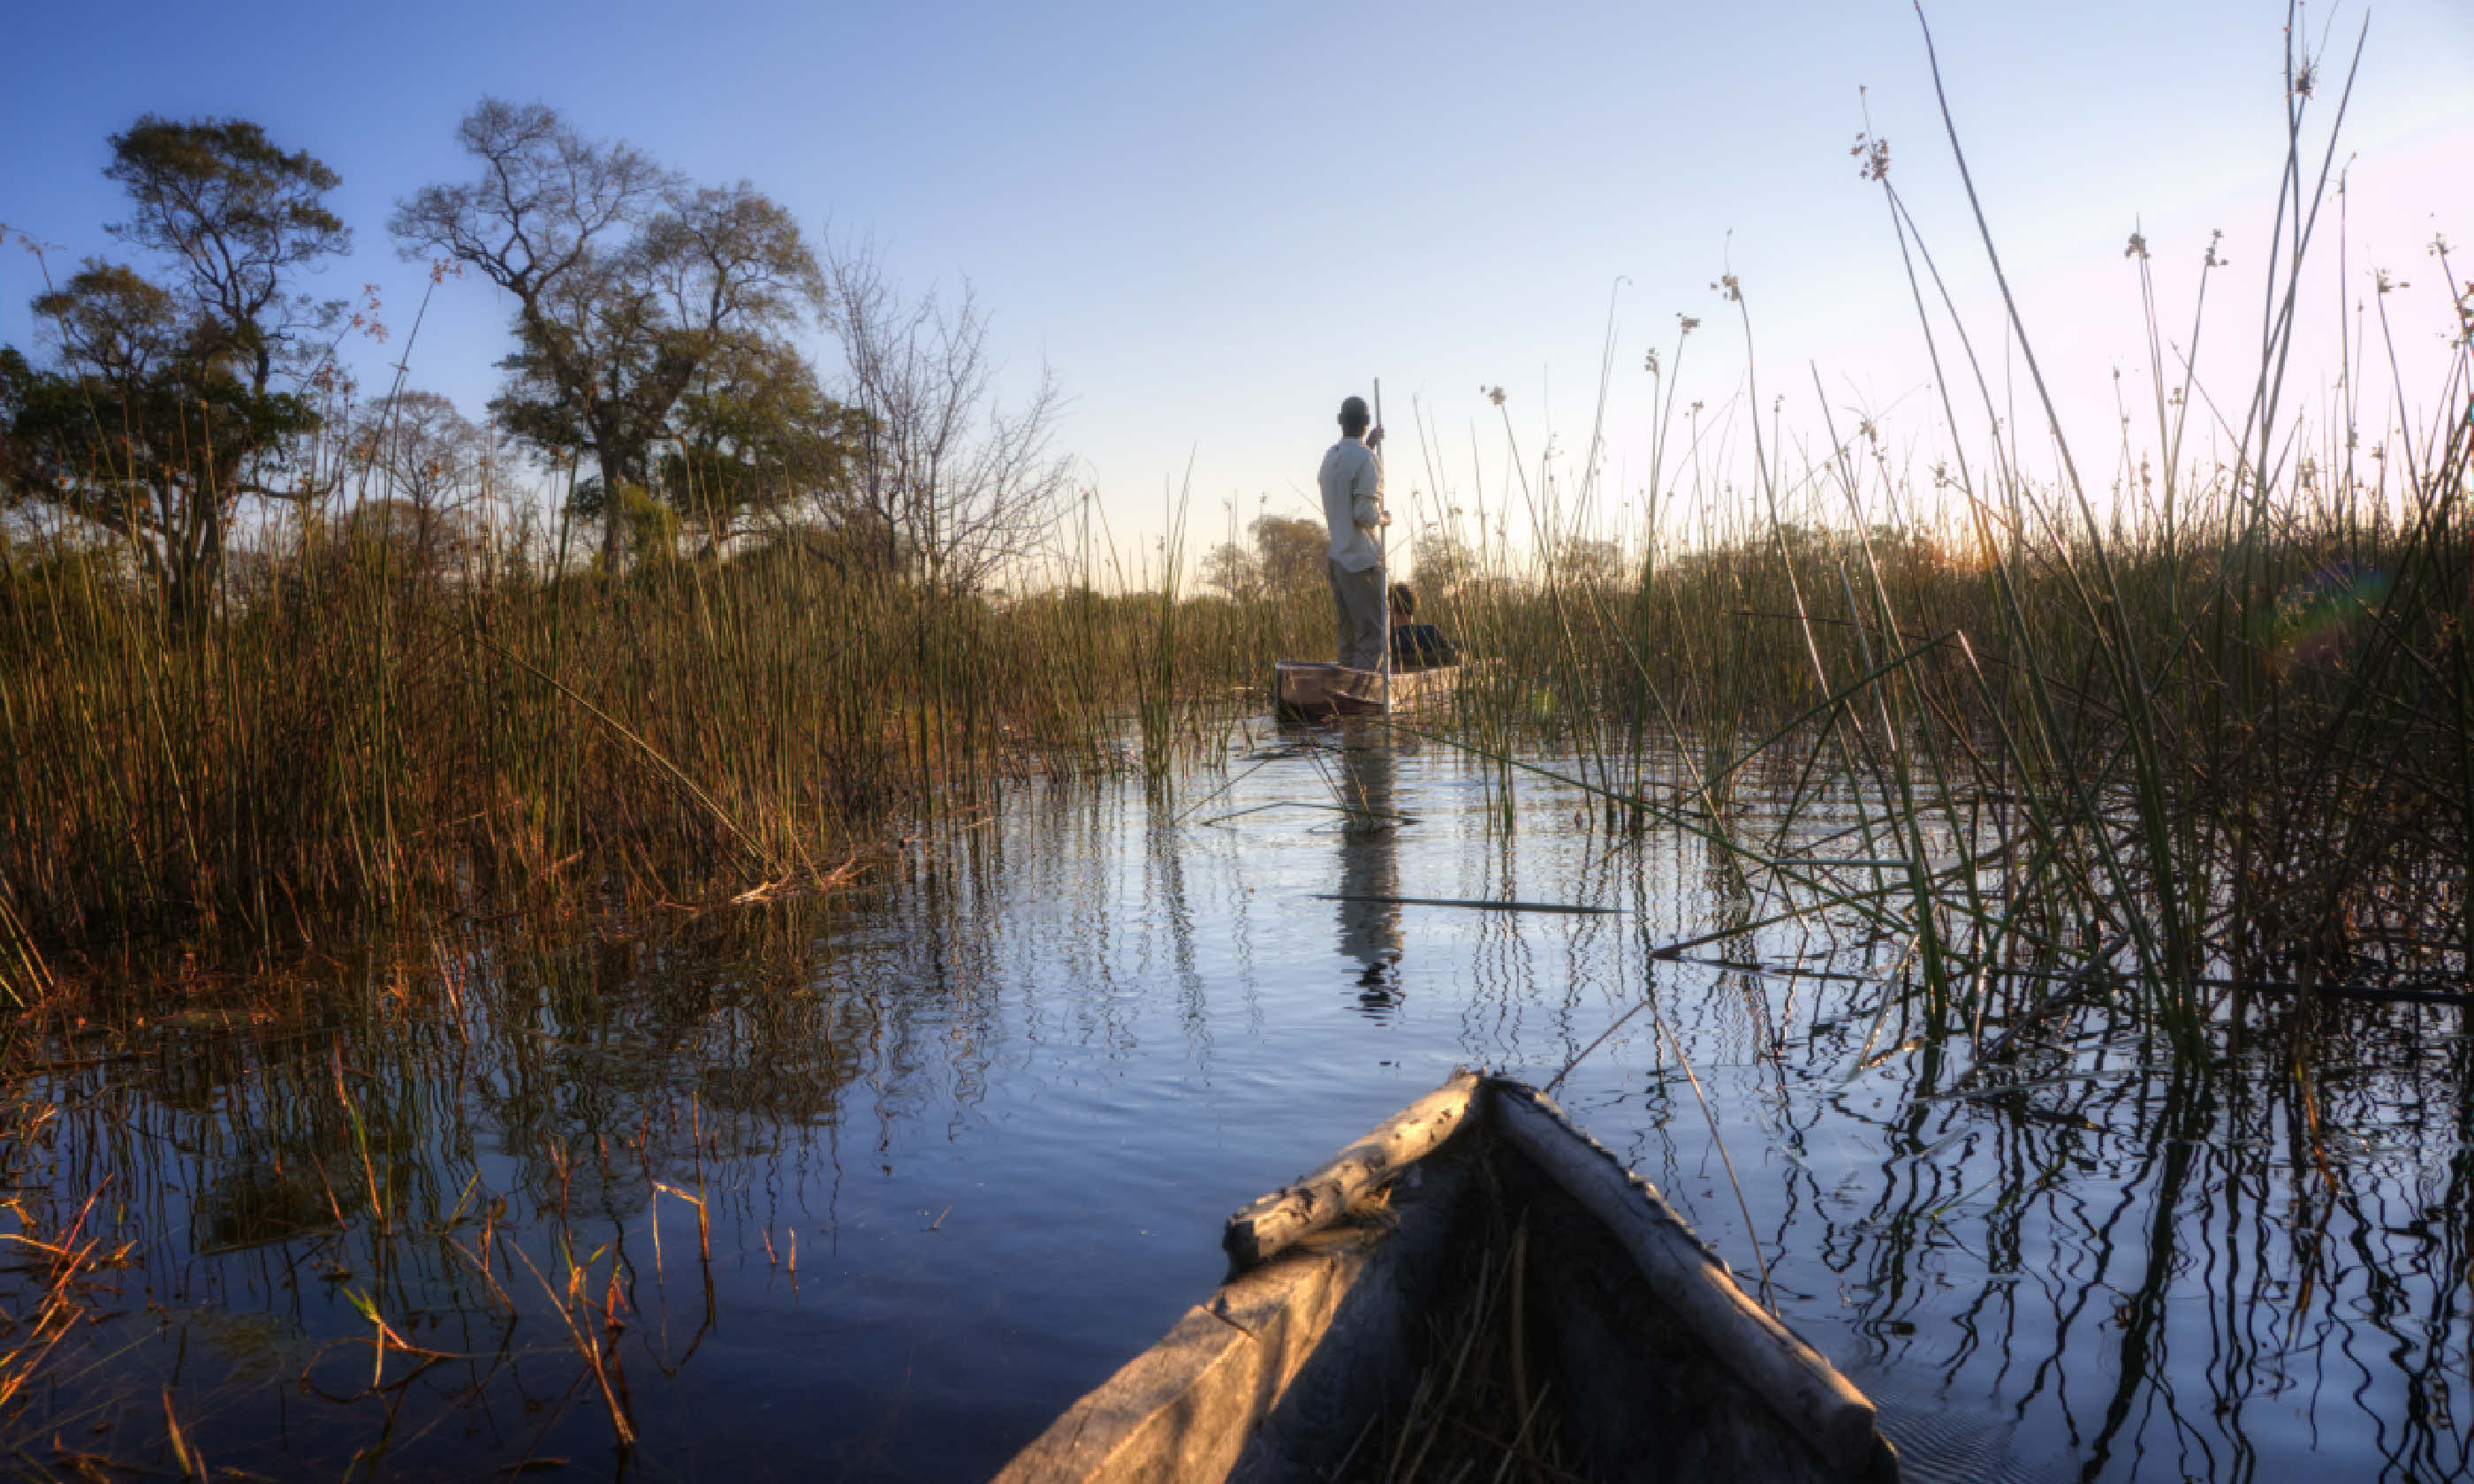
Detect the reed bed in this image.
<box><xmin>4</xmin><ymin>347</ymin><xmax>2464</xmax><ymax>1064</ymax></box>
<box><xmin>1379</xmin><ymin>12</ymin><xmax>2473</xmax><ymax>1070</ymax></box>
<box><xmin>1</xmin><ymin>9</ymin><xmax>2463</xmax><ymax>1084</ymax></box>
<box><xmin>0</xmin><ymin>523</ymin><xmax>1257</xmax><ymax>979</ymax></box>
<box><xmin>0</xmin><ymin>17</ymin><xmax>2462</xmax><ymax>1482</ymax></box>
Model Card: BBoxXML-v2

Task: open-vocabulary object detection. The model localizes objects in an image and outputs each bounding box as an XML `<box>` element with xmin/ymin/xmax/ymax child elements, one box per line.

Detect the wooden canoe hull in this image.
<box><xmin>996</xmin><ymin>1073</ymin><xmax>1900</xmax><ymax>1484</ymax></box>
<box><xmin>1272</xmin><ymin>660</ymin><xmax>1457</xmax><ymax>721</ymax></box>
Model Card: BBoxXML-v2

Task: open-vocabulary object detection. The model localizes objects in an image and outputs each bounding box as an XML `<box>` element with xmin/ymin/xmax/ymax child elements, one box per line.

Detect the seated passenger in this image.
<box><xmin>1387</xmin><ymin>583</ymin><xmax>1460</xmax><ymax>669</ymax></box>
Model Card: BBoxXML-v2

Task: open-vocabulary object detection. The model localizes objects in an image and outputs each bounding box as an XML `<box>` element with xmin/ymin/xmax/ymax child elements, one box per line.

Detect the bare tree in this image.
<box><xmin>342</xmin><ymin>390</ymin><xmax>498</xmax><ymax>575</ymax></box>
<box><xmin>391</xmin><ymin>100</ymin><xmax>820</xmax><ymax>570</ymax></box>
<box><xmin>821</xmin><ymin>246</ymin><xmax>1071</xmax><ymax>591</ymax></box>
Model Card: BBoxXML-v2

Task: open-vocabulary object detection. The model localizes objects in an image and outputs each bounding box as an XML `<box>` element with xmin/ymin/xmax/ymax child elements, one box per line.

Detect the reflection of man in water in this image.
<box><xmin>1332</xmin><ymin>727</ymin><xmax>1403</xmax><ymax>1015</ymax></box>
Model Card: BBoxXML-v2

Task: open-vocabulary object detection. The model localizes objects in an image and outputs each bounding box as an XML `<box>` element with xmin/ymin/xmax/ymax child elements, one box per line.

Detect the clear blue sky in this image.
<box><xmin>5</xmin><ymin>1</ymin><xmax>2467</xmax><ymax>574</ymax></box>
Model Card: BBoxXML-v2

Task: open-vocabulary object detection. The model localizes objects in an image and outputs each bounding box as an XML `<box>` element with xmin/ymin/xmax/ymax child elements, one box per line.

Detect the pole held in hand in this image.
<box><xmin>1373</xmin><ymin>378</ymin><xmax>1390</xmax><ymax>716</ymax></box>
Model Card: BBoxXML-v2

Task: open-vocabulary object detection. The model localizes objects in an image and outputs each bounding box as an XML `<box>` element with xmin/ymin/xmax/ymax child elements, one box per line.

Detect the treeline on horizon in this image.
<box><xmin>0</xmin><ymin>76</ymin><xmax>2469</xmax><ymax>1065</ymax></box>
<box><xmin>0</xmin><ymin>101</ymin><xmax>1100</xmax><ymax>978</ymax></box>
<box><xmin>0</xmin><ymin>103</ymin><xmax>1076</xmax><ymax>609</ymax></box>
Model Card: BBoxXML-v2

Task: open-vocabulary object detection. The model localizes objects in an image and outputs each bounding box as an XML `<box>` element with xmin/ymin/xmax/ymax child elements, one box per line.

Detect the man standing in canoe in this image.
<box><xmin>1319</xmin><ymin>395</ymin><xmax>1389</xmax><ymax>672</ymax></box>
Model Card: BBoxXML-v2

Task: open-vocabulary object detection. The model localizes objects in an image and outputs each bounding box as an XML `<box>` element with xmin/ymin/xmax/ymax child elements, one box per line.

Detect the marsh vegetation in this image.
<box><xmin>0</xmin><ymin>9</ymin><xmax>2467</xmax><ymax>1480</ymax></box>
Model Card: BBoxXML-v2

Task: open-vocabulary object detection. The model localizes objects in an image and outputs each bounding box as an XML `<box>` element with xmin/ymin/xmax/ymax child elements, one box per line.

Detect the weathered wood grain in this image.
<box><xmin>998</xmin><ymin>1071</ymin><xmax>1899</xmax><ymax>1484</ymax></box>
<box><xmin>1271</xmin><ymin>660</ymin><xmax>1459</xmax><ymax>719</ymax></box>
<box><xmin>1221</xmin><ymin>1068</ymin><xmax>1478</xmax><ymax>1270</ymax></box>
<box><xmin>1489</xmin><ymin>1080</ymin><xmax>1885</xmax><ymax>1478</ymax></box>
<box><xmin>993</xmin><ymin>1224</ymin><xmax>1375</xmax><ymax>1484</ymax></box>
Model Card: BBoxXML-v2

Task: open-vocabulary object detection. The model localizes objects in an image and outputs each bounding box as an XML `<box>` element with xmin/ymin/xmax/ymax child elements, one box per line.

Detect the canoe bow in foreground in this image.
<box><xmin>997</xmin><ymin>1071</ymin><xmax>1900</xmax><ymax>1483</ymax></box>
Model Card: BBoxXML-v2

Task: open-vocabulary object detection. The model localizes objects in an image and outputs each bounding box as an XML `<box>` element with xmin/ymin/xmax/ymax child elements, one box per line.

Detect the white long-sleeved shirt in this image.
<box><xmin>1317</xmin><ymin>437</ymin><xmax>1385</xmax><ymax>573</ymax></box>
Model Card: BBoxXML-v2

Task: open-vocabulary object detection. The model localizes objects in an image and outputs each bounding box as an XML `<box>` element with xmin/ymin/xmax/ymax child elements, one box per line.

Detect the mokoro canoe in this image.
<box><xmin>1273</xmin><ymin>660</ymin><xmax>1459</xmax><ymax>721</ymax></box>
<box><xmin>997</xmin><ymin>1071</ymin><xmax>1900</xmax><ymax>1483</ymax></box>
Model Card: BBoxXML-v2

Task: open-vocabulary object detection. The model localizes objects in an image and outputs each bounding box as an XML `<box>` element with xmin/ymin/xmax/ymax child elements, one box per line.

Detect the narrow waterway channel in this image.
<box><xmin>6</xmin><ymin>721</ymin><xmax>2466</xmax><ymax>1481</ymax></box>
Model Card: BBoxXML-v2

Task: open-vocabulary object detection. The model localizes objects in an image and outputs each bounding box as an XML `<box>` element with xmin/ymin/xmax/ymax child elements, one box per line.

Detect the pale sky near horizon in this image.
<box><xmin>4</xmin><ymin>1</ymin><xmax>2468</xmax><ymax>580</ymax></box>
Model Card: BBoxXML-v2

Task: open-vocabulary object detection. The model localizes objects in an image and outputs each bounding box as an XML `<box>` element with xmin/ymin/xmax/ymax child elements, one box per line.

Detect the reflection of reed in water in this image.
<box><xmin>1332</xmin><ymin>726</ymin><xmax>1403</xmax><ymax>1017</ymax></box>
<box><xmin>0</xmin><ymin>882</ymin><xmax>1021</xmax><ymax>1477</ymax></box>
<box><xmin>1732</xmin><ymin>996</ymin><xmax>2474</xmax><ymax>1484</ymax></box>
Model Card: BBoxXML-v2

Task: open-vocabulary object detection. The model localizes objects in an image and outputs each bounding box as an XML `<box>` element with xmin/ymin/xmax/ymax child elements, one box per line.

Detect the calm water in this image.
<box><xmin>7</xmin><ymin>721</ymin><xmax>2469</xmax><ymax>1480</ymax></box>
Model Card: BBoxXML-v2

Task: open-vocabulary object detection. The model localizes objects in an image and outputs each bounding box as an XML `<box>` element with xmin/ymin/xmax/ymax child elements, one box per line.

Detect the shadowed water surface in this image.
<box><xmin>5</xmin><ymin>724</ymin><xmax>2468</xmax><ymax>1480</ymax></box>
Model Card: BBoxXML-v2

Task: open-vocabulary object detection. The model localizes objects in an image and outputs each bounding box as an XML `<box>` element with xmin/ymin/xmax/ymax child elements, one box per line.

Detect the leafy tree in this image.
<box><xmin>656</xmin><ymin>337</ymin><xmax>869</xmax><ymax>555</ymax></box>
<box><xmin>614</xmin><ymin>482</ymin><xmax>679</xmax><ymax>567</ymax></box>
<box><xmin>1251</xmin><ymin>514</ymin><xmax>1328</xmax><ymax>596</ymax></box>
<box><xmin>1411</xmin><ymin>529</ymin><xmax>1483</xmax><ymax>594</ymax></box>
<box><xmin>1200</xmin><ymin>538</ymin><xmax>1262</xmax><ymax>600</ymax></box>
<box><xmin>1552</xmin><ymin>534</ymin><xmax>1627</xmax><ymax>588</ymax></box>
<box><xmin>0</xmin><ymin>117</ymin><xmax>350</xmax><ymax>619</ymax></box>
<box><xmin>391</xmin><ymin>100</ymin><xmax>822</xmax><ymax>570</ymax></box>
<box><xmin>102</xmin><ymin>117</ymin><xmax>351</xmax><ymax>394</ymax></box>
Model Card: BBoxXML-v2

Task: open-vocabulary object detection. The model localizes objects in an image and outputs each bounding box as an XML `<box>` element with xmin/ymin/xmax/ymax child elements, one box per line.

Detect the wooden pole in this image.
<box><xmin>1373</xmin><ymin>378</ymin><xmax>1391</xmax><ymax>716</ymax></box>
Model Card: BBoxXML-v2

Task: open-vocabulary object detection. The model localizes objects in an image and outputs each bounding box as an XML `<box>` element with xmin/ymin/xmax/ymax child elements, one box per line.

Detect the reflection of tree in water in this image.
<box><xmin>467</xmin><ymin>912</ymin><xmax>914</xmax><ymax>1222</ymax></box>
<box><xmin>16</xmin><ymin>760</ymin><xmax>2474</xmax><ymax>1480</ymax></box>
<box><xmin>1332</xmin><ymin>727</ymin><xmax>1403</xmax><ymax>1018</ymax></box>
<box><xmin>3</xmin><ymin>877</ymin><xmax>1028</xmax><ymax>1475</ymax></box>
<box><xmin>62</xmin><ymin>893</ymin><xmax>1010</xmax><ymax>1254</ymax></box>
